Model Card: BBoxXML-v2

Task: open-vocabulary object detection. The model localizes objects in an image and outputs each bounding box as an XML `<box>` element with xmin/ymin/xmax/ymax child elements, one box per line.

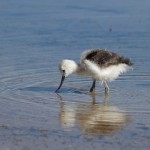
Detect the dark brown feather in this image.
<box><xmin>85</xmin><ymin>49</ymin><xmax>133</xmax><ymax>67</ymax></box>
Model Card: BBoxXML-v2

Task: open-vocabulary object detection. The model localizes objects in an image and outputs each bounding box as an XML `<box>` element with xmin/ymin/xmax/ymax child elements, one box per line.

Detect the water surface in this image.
<box><xmin>0</xmin><ymin>0</ymin><xmax>150</xmax><ymax>150</ymax></box>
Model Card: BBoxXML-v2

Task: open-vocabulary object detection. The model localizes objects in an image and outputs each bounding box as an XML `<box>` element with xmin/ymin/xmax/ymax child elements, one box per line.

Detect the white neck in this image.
<box><xmin>60</xmin><ymin>59</ymin><xmax>88</xmax><ymax>76</ymax></box>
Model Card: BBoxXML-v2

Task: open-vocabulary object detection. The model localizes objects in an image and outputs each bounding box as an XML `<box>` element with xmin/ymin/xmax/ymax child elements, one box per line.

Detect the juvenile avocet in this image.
<box><xmin>55</xmin><ymin>48</ymin><xmax>133</xmax><ymax>93</ymax></box>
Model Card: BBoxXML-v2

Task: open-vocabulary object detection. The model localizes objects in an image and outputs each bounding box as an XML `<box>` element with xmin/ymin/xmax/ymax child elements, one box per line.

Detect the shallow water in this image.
<box><xmin>0</xmin><ymin>0</ymin><xmax>150</xmax><ymax>150</ymax></box>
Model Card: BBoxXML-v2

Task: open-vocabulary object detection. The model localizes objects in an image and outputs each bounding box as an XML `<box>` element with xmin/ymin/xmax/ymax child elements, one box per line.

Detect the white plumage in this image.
<box><xmin>83</xmin><ymin>60</ymin><xmax>129</xmax><ymax>81</ymax></box>
<box><xmin>56</xmin><ymin>48</ymin><xmax>133</xmax><ymax>93</ymax></box>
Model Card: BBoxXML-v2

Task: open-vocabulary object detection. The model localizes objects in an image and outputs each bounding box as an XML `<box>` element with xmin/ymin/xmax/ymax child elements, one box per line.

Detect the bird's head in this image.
<box><xmin>55</xmin><ymin>59</ymin><xmax>78</xmax><ymax>92</ymax></box>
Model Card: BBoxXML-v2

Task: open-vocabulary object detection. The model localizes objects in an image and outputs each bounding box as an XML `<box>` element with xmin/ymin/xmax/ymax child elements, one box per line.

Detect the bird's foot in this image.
<box><xmin>105</xmin><ymin>87</ymin><xmax>109</xmax><ymax>94</ymax></box>
<box><xmin>89</xmin><ymin>88</ymin><xmax>96</xmax><ymax>94</ymax></box>
<box><xmin>103</xmin><ymin>81</ymin><xmax>109</xmax><ymax>94</ymax></box>
<box><xmin>105</xmin><ymin>87</ymin><xmax>109</xmax><ymax>96</ymax></box>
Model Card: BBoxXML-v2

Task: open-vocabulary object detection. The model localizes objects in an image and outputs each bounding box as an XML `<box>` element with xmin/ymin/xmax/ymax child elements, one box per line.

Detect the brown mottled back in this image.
<box><xmin>85</xmin><ymin>49</ymin><xmax>133</xmax><ymax>67</ymax></box>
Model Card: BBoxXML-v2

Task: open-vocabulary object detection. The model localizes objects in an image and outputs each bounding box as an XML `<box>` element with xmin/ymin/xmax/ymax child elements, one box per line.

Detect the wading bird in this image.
<box><xmin>55</xmin><ymin>48</ymin><xmax>133</xmax><ymax>93</ymax></box>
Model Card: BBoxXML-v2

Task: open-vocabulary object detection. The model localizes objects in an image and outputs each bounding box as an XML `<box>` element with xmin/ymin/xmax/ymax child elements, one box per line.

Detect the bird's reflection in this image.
<box><xmin>57</xmin><ymin>93</ymin><xmax>129</xmax><ymax>135</ymax></box>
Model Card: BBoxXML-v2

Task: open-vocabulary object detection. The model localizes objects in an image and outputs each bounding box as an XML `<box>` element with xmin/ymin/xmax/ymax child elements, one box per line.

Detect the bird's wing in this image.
<box><xmin>80</xmin><ymin>49</ymin><xmax>122</xmax><ymax>68</ymax></box>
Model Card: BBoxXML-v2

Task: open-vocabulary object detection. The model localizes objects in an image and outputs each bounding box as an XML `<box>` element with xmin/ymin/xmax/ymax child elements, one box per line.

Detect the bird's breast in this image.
<box><xmin>83</xmin><ymin>60</ymin><xmax>130</xmax><ymax>81</ymax></box>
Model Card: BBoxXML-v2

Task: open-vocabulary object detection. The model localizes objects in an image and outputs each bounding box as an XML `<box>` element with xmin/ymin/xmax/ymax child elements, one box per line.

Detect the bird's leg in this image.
<box><xmin>89</xmin><ymin>80</ymin><xmax>96</xmax><ymax>92</ymax></box>
<box><xmin>103</xmin><ymin>81</ymin><xmax>109</xmax><ymax>94</ymax></box>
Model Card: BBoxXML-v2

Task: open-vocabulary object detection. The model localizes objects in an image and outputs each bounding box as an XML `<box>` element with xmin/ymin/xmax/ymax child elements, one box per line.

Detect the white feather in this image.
<box><xmin>83</xmin><ymin>60</ymin><xmax>130</xmax><ymax>81</ymax></box>
<box><xmin>57</xmin><ymin>49</ymin><xmax>133</xmax><ymax>92</ymax></box>
<box><xmin>59</xmin><ymin>59</ymin><xmax>78</xmax><ymax>77</ymax></box>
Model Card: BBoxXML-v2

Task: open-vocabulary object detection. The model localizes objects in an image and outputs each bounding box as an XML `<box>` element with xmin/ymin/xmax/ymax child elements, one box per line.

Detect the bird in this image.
<box><xmin>55</xmin><ymin>48</ymin><xmax>133</xmax><ymax>93</ymax></box>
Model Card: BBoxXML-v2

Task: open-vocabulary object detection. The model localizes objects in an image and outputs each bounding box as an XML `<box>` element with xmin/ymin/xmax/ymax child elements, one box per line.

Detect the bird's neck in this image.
<box><xmin>76</xmin><ymin>63</ymin><xmax>87</xmax><ymax>75</ymax></box>
<box><xmin>67</xmin><ymin>60</ymin><xmax>87</xmax><ymax>76</ymax></box>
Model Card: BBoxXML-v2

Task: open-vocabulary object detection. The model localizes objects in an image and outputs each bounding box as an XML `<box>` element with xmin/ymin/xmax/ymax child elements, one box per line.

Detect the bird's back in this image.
<box><xmin>81</xmin><ymin>48</ymin><xmax>133</xmax><ymax>68</ymax></box>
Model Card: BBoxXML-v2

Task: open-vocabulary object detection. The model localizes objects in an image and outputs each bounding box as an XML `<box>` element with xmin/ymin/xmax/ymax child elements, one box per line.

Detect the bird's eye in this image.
<box><xmin>62</xmin><ymin>70</ymin><xmax>65</xmax><ymax>73</ymax></box>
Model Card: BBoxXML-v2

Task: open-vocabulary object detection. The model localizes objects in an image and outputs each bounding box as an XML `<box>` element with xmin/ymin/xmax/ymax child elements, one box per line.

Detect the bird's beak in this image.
<box><xmin>55</xmin><ymin>75</ymin><xmax>65</xmax><ymax>92</ymax></box>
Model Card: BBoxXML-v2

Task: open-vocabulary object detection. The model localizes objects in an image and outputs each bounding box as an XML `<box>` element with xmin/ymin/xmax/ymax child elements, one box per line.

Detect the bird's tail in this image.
<box><xmin>121</xmin><ymin>57</ymin><xmax>133</xmax><ymax>66</ymax></box>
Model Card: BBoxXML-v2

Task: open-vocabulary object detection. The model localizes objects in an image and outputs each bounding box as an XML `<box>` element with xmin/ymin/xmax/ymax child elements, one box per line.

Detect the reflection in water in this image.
<box><xmin>58</xmin><ymin>94</ymin><xmax>129</xmax><ymax>135</ymax></box>
<box><xmin>59</xmin><ymin>102</ymin><xmax>76</xmax><ymax>129</ymax></box>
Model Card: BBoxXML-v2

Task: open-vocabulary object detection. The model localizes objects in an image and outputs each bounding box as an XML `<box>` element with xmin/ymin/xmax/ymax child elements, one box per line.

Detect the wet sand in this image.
<box><xmin>0</xmin><ymin>0</ymin><xmax>150</xmax><ymax>150</ymax></box>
